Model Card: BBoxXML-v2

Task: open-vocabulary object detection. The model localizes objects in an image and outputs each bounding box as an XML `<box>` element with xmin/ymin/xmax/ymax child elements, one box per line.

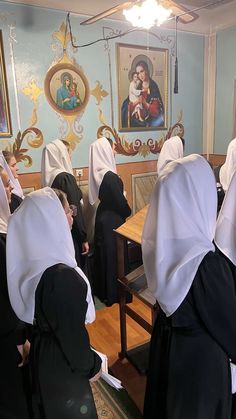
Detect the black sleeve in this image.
<box><xmin>52</xmin><ymin>172</ymin><xmax>87</xmax><ymax>243</ymax></box>
<box><xmin>9</xmin><ymin>194</ymin><xmax>23</xmax><ymax>214</ymax></box>
<box><xmin>15</xmin><ymin>321</ymin><xmax>27</xmax><ymax>345</ymax></box>
<box><xmin>40</xmin><ymin>266</ymin><xmax>101</xmax><ymax>377</ymax></box>
<box><xmin>192</xmin><ymin>253</ymin><xmax>236</xmax><ymax>362</ymax></box>
<box><xmin>0</xmin><ymin>235</ymin><xmax>25</xmax><ymax>341</ymax></box>
<box><xmin>100</xmin><ymin>172</ymin><xmax>131</xmax><ymax>219</ymax></box>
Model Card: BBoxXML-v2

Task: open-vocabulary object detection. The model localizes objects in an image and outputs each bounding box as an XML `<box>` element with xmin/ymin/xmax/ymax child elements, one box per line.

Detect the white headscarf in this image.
<box><xmin>0</xmin><ymin>176</ymin><xmax>10</xmax><ymax>234</ymax></box>
<box><xmin>88</xmin><ymin>137</ymin><xmax>117</xmax><ymax>205</ymax></box>
<box><xmin>0</xmin><ymin>151</ymin><xmax>24</xmax><ymax>199</ymax></box>
<box><xmin>157</xmin><ymin>136</ymin><xmax>183</xmax><ymax>175</ymax></box>
<box><xmin>219</xmin><ymin>138</ymin><xmax>236</xmax><ymax>191</ymax></box>
<box><xmin>142</xmin><ymin>154</ymin><xmax>217</xmax><ymax>317</ymax></box>
<box><xmin>7</xmin><ymin>187</ymin><xmax>95</xmax><ymax>324</ymax></box>
<box><xmin>215</xmin><ymin>170</ymin><xmax>236</xmax><ymax>265</ymax></box>
<box><xmin>41</xmin><ymin>139</ymin><xmax>74</xmax><ymax>187</ymax></box>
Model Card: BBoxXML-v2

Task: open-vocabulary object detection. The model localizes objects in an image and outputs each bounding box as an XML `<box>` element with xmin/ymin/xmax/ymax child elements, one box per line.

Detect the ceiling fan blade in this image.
<box><xmin>161</xmin><ymin>0</ymin><xmax>198</xmax><ymax>23</ymax></box>
<box><xmin>80</xmin><ymin>1</ymin><xmax>140</xmax><ymax>25</ymax></box>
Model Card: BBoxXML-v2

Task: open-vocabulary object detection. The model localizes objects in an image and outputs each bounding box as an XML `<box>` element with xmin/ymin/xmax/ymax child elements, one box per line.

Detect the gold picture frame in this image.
<box><xmin>0</xmin><ymin>30</ymin><xmax>12</xmax><ymax>137</ymax></box>
<box><xmin>44</xmin><ymin>62</ymin><xmax>90</xmax><ymax>116</ymax></box>
<box><xmin>117</xmin><ymin>43</ymin><xmax>168</xmax><ymax>132</ymax></box>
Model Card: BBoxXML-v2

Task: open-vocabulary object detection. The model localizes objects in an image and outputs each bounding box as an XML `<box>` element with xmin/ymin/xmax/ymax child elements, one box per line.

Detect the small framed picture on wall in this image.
<box><xmin>44</xmin><ymin>62</ymin><xmax>90</xmax><ymax>116</ymax></box>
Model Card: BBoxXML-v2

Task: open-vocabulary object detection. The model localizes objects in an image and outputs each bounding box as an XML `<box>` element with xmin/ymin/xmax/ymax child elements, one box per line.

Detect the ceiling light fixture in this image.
<box><xmin>123</xmin><ymin>0</ymin><xmax>172</xmax><ymax>29</ymax></box>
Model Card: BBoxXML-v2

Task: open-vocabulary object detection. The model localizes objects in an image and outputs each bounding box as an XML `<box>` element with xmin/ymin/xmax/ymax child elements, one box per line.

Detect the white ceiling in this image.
<box><xmin>1</xmin><ymin>0</ymin><xmax>236</xmax><ymax>34</ymax></box>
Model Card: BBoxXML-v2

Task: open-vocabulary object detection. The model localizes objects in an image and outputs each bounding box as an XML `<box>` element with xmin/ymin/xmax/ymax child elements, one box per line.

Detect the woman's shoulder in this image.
<box><xmin>199</xmin><ymin>250</ymin><xmax>233</xmax><ymax>278</ymax></box>
<box><xmin>104</xmin><ymin>171</ymin><xmax>120</xmax><ymax>181</ymax></box>
<box><xmin>41</xmin><ymin>264</ymin><xmax>87</xmax><ymax>292</ymax></box>
<box><xmin>54</xmin><ymin>171</ymin><xmax>73</xmax><ymax>181</ymax></box>
<box><xmin>43</xmin><ymin>263</ymin><xmax>78</xmax><ymax>276</ymax></box>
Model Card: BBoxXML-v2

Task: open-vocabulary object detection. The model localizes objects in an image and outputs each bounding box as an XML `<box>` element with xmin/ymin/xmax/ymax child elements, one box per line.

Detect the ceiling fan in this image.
<box><xmin>80</xmin><ymin>0</ymin><xmax>199</xmax><ymax>26</ymax></box>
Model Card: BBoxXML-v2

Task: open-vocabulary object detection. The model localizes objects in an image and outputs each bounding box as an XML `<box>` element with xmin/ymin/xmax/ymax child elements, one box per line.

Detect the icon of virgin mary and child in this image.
<box><xmin>56</xmin><ymin>72</ymin><xmax>82</xmax><ymax>110</ymax></box>
<box><xmin>121</xmin><ymin>56</ymin><xmax>164</xmax><ymax>128</ymax></box>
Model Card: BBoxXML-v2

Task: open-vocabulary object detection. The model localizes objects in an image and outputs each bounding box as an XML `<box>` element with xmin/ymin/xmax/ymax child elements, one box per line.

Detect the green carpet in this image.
<box><xmin>91</xmin><ymin>378</ymin><xmax>142</xmax><ymax>418</ymax></box>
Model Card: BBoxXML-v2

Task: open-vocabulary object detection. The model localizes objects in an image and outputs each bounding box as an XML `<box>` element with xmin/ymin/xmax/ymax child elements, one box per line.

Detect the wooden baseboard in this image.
<box><xmin>18</xmin><ymin>160</ymin><xmax>158</xmax><ymax>209</ymax></box>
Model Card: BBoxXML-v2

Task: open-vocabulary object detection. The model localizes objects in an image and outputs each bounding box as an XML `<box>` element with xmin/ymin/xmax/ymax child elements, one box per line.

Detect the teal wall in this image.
<box><xmin>0</xmin><ymin>1</ymin><xmax>204</xmax><ymax>173</ymax></box>
<box><xmin>215</xmin><ymin>25</ymin><xmax>236</xmax><ymax>154</ymax></box>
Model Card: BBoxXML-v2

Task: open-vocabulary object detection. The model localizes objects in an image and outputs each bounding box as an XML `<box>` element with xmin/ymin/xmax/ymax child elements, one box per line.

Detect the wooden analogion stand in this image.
<box><xmin>115</xmin><ymin>206</ymin><xmax>159</xmax><ymax>375</ymax></box>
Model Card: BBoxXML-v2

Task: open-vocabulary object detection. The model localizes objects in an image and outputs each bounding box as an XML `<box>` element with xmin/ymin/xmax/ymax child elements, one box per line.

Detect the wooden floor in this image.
<box><xmin>86</xmin><ymin>297</ymin><xmax>151</xmax><ymax>413</ymax></box>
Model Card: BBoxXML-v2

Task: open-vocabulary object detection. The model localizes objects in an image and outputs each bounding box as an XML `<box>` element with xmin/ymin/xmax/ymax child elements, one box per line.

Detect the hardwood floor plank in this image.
<box><xmin>86</xmin><ymin>296</ymin><xmax>151</xmax><ymax>413</ymax></box>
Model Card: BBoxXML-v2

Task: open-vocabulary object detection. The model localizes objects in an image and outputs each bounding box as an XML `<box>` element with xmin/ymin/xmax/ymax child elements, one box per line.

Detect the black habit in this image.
<box><xmin>51</xmin><ymin>172</ymin><xmax>87</xmax><ymax>269</ymax></box>
<box><xmin>144</xmin><ymin>251</ymin><xmax>236</xmax><ymax>419</ymax></box>
<box><xmin>93</xmin><ymin>171</ymin><xmax>131</xmax><ymax>306</ymax></box>
<box><xmin>31</xmin><ymin>263</ymin><xmax>101</xmax><ymax>419</ymax></box>
<box><xmin>0</xmin><ymin>233</ymin><xmax>29</xmax><ymax>419</ymax></box>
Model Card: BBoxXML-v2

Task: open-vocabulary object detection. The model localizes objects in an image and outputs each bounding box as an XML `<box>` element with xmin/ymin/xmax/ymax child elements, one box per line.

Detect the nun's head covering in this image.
<box><xmin>0</xmin><ymin>151</ymin><xmax>24</xmax><ymax>199</ymax></box>
<box><xmin>215</xmin><ymin>170</ymin><xmax>236</xmax><ymax>265</ymax></box>
<box><xmin>157</xmin><ymin>136</ymin><xmax>184</xmax><ymax>175</ymax></box>
<box><xmin>142</xmin><ymin>154</ymin><xmax>217</xmax><ymax>317</ymax></box>
<box><xmin>0</xmin><ymin>174</ymin><xmax>10</xmax><ymax>234</ymax></box>
<box><xmin>41</xmin><ymin>139</ymin><xmax>74</xmax><ymax>187</ymax></box>
<box><xmin>88</xmin><ymin>137</ymin><xmax>117</xmax><ymax>205</ymax></box>
<box><xmin>219</xmin><ymin>138</ymin><xmax>236</xmax><ymax>191</ymax></box>
<box><xmin>7</xmin><ymin>187</ymin><xmax>95</xmax><ymax>324</ymax></box>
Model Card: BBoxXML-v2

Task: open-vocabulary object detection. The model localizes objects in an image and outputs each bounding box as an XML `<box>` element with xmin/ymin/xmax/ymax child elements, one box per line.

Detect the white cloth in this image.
<box><xmin>0</xmin><ymin>177</ymin><xmax>10</xmax><ymax>234</ymax></box>
<box><xmin>7</xmin><ymin>187</ymin><xmax>95</xmax><ymax>324</ymax></box>
<box><xmin>215</xmin><ymin>170</ymin><xmax>236</xmax><ymax>265</ymax></box>
<box><xmin>88</xmin><ymin>137</ymin><xmax>117</xmax><ymax>205</ymax></box>
<box><xmin>157</xmin><ymin>136</ymin><xmax>183</xmax><ymax>175</ymax></box>
<box><xmin>41</xmin><ymin>139</ymin><xmax>74</xmax><ymax>187</ymax></box>
<box><xmin>219</xmin><ymin>138</ymin><xmax>236</xmax><ymax>191</ymax></box>
<box><xmin>129</xmin><ymin>80</ymin><xmax>142</xmax><ymax>103</ymax></box>
<box><xmin>0</xmin><ymin>151</ymin><xmax>24</xmax><ymax>199</ymax></box>
<box><xmin>231</xmin><ymin>363</ymin><xmax>236</xmax><ymax>393</ymax></box>
<box><xmin>142</xmin><ymin>154</ymin><xmax>217</xmax><ymax>317</ymax></box>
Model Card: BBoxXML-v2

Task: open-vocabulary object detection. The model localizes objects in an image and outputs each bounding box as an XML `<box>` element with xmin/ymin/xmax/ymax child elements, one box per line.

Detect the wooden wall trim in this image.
<box><xmin>203</xmin><ymin>154</ymin><xmax>226</xmax><ymax>166</ymax></box>
<box><xmin>18</xmin><ymin>160</ymin><xmax>158</xmax><ymax>210</ymax></box>
<box><xmin>18</xmin><ymin>155</ymin><xmax>226</xmax><ymax>210</ymax></box>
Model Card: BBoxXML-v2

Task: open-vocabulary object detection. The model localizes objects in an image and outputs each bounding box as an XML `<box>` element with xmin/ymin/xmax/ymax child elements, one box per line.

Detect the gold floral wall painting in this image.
<box><xmin>117</xmin><ymin>43</ymin><xmax>168</xmax><ymax>132</ymax></box>
<box><xmin>0</xmin><ymin>30</ymin><xmax>12</xmax><ymax>137</ymax></box>
<box><xmin>44</xmin><ymin>62</ymin><xmax>89</xmax><ymax>116</ymax></box>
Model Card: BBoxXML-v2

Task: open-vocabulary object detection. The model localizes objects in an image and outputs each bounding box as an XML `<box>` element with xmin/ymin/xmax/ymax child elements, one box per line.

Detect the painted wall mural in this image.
<box><xmin>0</xmin><ymin>3</ymin><xmax>205</xmax><ymax>172</ymax></box>
<box><xmin>97</xmin><ymin>111</ymin><xmax>184</xmax><ymax>157</ymax></box>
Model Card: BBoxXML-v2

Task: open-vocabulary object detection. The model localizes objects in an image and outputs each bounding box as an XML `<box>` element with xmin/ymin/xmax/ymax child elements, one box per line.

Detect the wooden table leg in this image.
<box><xmin>118</xmin><ymin>283</ymin><xmax>127</xmax><ymax>359</ymax></box>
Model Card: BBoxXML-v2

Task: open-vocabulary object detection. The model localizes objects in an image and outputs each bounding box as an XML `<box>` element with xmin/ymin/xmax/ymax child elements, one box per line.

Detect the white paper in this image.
<box><xmin>93</xmin><ymin>349</ymin><xmax>108</xmax><ymax>373</ymax></box>
<box><xmin>231</xmin><ymin>362</ymin><xmax>236</xmax><ymax>393</ymax></box>
<box><xmin>101</xmin><ymin>371</ymin><xmax>123</xmax><ymax>390</ymax></box>
<box><xmin>92</xmin><ymin>348</ymin><xmax>123</xmax><ymax>390</ymax></box>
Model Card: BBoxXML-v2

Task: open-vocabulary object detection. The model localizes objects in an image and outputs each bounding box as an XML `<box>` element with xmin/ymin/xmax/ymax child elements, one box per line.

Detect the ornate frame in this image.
<box><xmin>0</xmin><ymin>30</ymin><xmax>12</xmax><ymax>137</ymax></box>
<box><xmin>44</xmin><ymin>62</ymin><xmax>90</xmax><ymax>116</ymax></box>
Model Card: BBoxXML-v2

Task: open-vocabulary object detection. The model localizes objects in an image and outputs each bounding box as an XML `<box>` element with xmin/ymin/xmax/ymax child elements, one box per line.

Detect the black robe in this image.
<box><xmin>51</xmin><ymin>172</ymin><xmax>87</xmax><ymax>269</ymax></box>
<box><xmin>215</xmin><ymin>248</ymin><xmax>236</xmax><ymax>419</ymax></box>
<box><xmin>0</xmin><ymin>233</ymin><xmax>29</xmax><ymax>419</ymax></box>
<box><xmin>213</xmin><ymin>164</ymin><xmax>225</xmax><ymax>213</ymax></box>
<box><xmin>144</xmin><ymin>251</ymin><xmax>236</xmax><ymax>419</ymax></box>
<box><xmin>10</xmin><ymin>192</ymin><xmax>23</xmax><ymax>213</ymax></box>
<box><xmin>93</xmin><ymin>171</ymin><xmax>131</xmax><ymax>306</ymax></box>
<box><xmin>31</xmin><ymin>263</ymin><xmax>101</xmax><ymax>419</ymax></box>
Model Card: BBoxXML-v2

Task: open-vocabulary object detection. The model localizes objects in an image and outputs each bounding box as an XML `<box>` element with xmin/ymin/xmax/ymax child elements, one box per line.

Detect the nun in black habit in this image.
<box><xmin>0</xmin><ymin>167</ymin><xmax>29</xmax><ymax>419</ymax></box>
<box><xmin>41</xmin><ymin>139</ymin><xmax>89</xmax><ymax>269</ymax></box>
<box><xmin>215</xmin><ymin>170</ymin><xmax>236</xmax><ymax>419</ymax></box>
<box><xmin>7</xmin><ymin>187</ymin><xmax>101</xmax><ymax>419</ymax></box>
<box><xmin>142</xmin><ymin>154</ymin><xmax>236</xmax><ymax>419</ymax></box>
<box><xmin>89</xmin><ymin>137</ymin><xmax>131</xmax><ymax>306</ymax></box>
